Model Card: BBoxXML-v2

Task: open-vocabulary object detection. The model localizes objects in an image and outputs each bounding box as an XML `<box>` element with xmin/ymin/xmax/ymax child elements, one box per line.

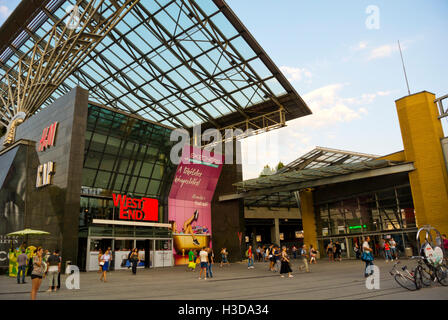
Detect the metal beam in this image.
<box><xmin>219</xmin><ymin>162</ymin><xmax>415</xmax><ymax>201</ymax></box>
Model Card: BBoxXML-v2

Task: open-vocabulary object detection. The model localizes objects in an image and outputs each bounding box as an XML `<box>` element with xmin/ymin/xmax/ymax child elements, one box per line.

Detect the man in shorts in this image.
<box><xmin>199</xmin><ymin>247</ymin><xmax>209</xmax><ymax>280</ymax></box>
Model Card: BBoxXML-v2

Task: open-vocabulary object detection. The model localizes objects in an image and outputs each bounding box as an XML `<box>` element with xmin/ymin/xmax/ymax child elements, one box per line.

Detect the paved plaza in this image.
<box><xmin>1</xmin><ymin>259</ymin><xmax>447</xmax><ymax>300</ymax></box>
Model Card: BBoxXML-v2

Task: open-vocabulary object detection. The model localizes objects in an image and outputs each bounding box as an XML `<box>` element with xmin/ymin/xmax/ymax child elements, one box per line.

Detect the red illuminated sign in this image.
<box><xmin>39</xmin><ymin>122</ymin><xmax>58</xmax><ymax>152</ymax></box>
<box><xmin>112</xmin><ymin>193</ymin><xmax>158</xmax><ymax>222</ymax></box>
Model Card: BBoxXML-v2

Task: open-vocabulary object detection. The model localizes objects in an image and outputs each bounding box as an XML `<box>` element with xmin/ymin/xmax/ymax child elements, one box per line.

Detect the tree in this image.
<box><xmin>259</xmin><ymin>165</ymin><xmax>275</xmax><ymax>177</ymax></box>
<box><xmin>276</xmin><ymin>162</ymin><xmax>285</xmax><ymax>171</ymax></box>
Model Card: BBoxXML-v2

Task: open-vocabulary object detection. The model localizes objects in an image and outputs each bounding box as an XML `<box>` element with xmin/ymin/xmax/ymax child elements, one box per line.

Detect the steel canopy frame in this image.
<box><xmin>0</xmin><ymin>0</ymin><xmax>311</xmax><ymax>144</ymax></box>
<box><xmin>0</xmin><ymin>0</ymin><xmax>141</xmax><ymax>146</ymax></box>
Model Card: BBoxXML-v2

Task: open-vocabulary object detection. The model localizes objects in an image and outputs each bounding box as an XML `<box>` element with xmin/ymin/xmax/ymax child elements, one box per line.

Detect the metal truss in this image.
<box><xmin>436</xmin><ymin>93</ymin><xmax>448</xmax><ymax>119</ymax></box>
<box><xmin>0</xmin><ymin>0</ymin><xmax>310</xmax><ymax>147</ymax></box>
<box><xmin>0</xmin><ymin>0</ymin><xmax>140</xmax><ymax>145</ymax></box>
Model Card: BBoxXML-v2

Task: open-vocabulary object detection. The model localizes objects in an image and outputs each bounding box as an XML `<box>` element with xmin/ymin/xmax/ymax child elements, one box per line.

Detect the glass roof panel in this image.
<box><xmin>0</xmin><ymin>0</ymin><xmax>311</xmax><ymax>132</ymax></box>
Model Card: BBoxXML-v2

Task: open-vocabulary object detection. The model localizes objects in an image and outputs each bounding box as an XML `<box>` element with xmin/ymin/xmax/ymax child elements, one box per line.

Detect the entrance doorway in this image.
<box><xmin>136</xmin><ymin>239</ymin><xmax>152</xmax><ymax>268</ymax></box>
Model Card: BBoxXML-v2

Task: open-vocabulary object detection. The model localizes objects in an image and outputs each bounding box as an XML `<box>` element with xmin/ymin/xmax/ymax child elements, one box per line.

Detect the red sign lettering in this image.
<box><xmin>112</xmin><ymin>193</ymin><xmax>158</xmax><ymax>222</ymax></box>
<box><xmin>39</xmin><ymin>122</ymin><xmax>58</xmax><ymax>152</ymax></box>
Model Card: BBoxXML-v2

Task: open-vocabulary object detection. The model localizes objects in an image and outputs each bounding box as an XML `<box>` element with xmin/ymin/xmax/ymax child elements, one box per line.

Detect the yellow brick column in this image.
<box><xmin>396</xmin><ymin>91</ymin><xmax>448</xmax><ymax>234</ymax></box>
<box><xmin>300</xmin><ymin>189</ymin><xmax>318</xmax><ymax>253</ymax></box>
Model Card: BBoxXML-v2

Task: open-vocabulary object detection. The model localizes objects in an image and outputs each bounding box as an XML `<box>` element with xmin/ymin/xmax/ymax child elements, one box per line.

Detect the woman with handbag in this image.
<box><xmin>31</xmin><ymin>247</ymin><xmax>46</xmax><ymax>300</ymax></box>
<box><xmin>99</xmin><ymin>248</ymin><xmax>111</xmax><ymax>282</ymax></box>
<box><xmin>280</xmin><ymin>246</ymin><xmax>293</xmax><ymax>278</ymax></box>
<box><xmin>130</xmin><ymin>249</ymin><xmax>140</xmax><ymax>275</ymax></box>
<box><xmin>362</xmin><ymin>236</ymin><xmax>374</xmax><ymax>277</ymax></box>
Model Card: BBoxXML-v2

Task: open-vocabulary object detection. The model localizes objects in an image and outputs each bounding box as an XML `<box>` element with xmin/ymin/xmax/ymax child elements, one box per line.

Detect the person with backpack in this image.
<box><xmin>46</xmin><ymin>250</ymin><xmax>60</xmax><ymax>292</ymax></box>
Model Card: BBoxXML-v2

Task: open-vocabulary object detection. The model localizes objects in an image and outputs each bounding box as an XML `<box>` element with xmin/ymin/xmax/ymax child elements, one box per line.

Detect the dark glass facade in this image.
<box><xmin>315</xmin><ymin>183</ymin><xmax>418</xmax><ymax>258</ymax></box>
<box><xmin>79</xmin><ymin>104</ymin><xmax>177</xmax><ymax>227</ymax></box>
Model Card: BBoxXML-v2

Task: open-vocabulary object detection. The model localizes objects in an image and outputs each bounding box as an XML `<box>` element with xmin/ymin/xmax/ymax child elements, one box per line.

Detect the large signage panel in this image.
<box><xmin>168</xmin><ymin>145</ymin><xmax>223</xmax><ymax>265</ymax></box>
<box><xmin>112</xmin><ymin>193</ymin><xmax>158</xmax><ymax>222</ymax></box>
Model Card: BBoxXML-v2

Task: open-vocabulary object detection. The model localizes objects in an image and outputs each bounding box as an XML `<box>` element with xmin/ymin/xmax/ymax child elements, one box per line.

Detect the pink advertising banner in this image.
<box><xmin>168</xmin><ymin>145</ymin><xmax>223</xmax><ymax>265</ymax></box>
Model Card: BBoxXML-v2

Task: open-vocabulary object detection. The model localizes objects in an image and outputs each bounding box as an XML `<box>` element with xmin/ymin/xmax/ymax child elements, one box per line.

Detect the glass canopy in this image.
<box><xmin>0</xmin><ymin>0</ymin><xmax>311</xmax><ymax>131</ymax></box>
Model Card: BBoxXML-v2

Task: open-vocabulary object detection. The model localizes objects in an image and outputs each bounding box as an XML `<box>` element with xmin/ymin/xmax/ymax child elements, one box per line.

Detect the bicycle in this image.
<box><xmin>390</xmin><ymin>260</ymin><xmax>420</xmax><ymax>291</ymax></box>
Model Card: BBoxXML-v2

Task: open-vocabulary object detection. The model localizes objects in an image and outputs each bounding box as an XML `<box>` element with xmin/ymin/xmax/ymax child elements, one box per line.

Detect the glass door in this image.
<box><xmin>136</xmin><ymin>239</ymin><xmax>152</xmax><ymax>268</ymax></box>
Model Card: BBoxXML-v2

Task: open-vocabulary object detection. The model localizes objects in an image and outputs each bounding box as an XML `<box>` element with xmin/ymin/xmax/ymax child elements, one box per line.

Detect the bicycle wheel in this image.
<box><xmin>435</xmin><ymin>265</ymin><xmax>448</xmax><ymax>286</ymax></box>
<box><xmin>419</xmin><ymin>267</ymin><xmax>433</xmax><ymax>287</ymax></box>
<box><xmin>414</xmin><ymin>268</ymin><xmax>423</xmax><ymax>289</ymax></box>
<box><xmin>394</xmin><ymin>274</ymin><xmax>419</xmax><ymax>291</ymax></box>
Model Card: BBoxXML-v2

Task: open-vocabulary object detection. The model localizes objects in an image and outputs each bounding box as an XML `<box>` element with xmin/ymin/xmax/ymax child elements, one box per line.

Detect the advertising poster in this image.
<box><xmin>168</xmin><ymin>145</ymin><xmax>223</xmax><ymax>265</ymax></box>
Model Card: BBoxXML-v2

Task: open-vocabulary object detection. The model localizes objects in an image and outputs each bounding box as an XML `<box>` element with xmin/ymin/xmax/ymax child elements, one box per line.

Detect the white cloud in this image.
<box><xmin>367</xmin><ymin>43</ymin><xmax>402</xmax><ymax>60</ymax></box>
<box><xmin>241</xmin><ymin>84</ymin><xmax>391</xmax><ymax>178</ymax></box>
<box><xmin>351</xmin><ymin>41</ymin><xmax>368</xmax><ymax>51</ymax></box>
<box><xmin>279</xmin><ymin>66</ymin><xmax>312</xmax><ymax>83</ymax></box>
<box><xmin>0</xmin><ymin>5</ymin><xmax>11</xmax><ymax>19</ymax></box>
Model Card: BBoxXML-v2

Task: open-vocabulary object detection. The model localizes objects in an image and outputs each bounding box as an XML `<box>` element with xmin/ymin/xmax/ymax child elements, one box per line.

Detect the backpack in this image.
<box><xmin>245</xmin><ymin>249</ymin><xmax>249</xmax><ymax>258</ymax></box>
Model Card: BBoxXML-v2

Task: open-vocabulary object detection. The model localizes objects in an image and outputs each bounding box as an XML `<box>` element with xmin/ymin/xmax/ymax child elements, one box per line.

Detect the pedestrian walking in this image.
<box><xmin>198</xmin><ymin>247</ymin><xmax>208</xmax><ymax>280</ymax></box>
<box><xmin>188</xmin><ymin>248</ymin><xmax>196</xmax><ymax>272</ymax></box>
<box><xmin>310</xmin><ymin>245</ymin><xmax>317</xmax><ymax>264</ymax></box>
<box><xmin>280</xmin><ymin>246</ymin><xmax>293</xmax><ymax>278</ymax></box>
<box><xmin>362</xmin><ymin>236</ymin><xmax>374</xmax><ymax>278</ymax></box>
<box><xmin>31</xmin><ymin>247</ymin><xmax>46</xmax><ymax>300</ymax></box>
<box><xmin>326</xmin><ymin>241</ymin><xmax>334</xmax><ymax>261</ymax></box>
<box><xmin>334</xmin><ymin>241</ymin><xmax>342</xmax><ymax>262</ymax></box>
<box><xmin>298</xmin><ymin>245</ymin><xmax>310</xmax><ymax>272</ymax></box>
<box><xmin>389</xmin><ymin>238</ymin><xmax>397</xmax><ymax>260</ymax></box>
<box><xmin>247</xmin><ymin>245</ymin><xmax>254</xmax><ymax>269</ymax></box>
<box><xmin>206</xmin><ymin>247</ymin><xmax>214</xmax><ymax>278</ymax></box>
<box><xmin>99</xmin><ymin>248</ymin><xmax>111</xmax><ymax>282</ymax></box>
<box><xmin>97</xmin><ymin>249</ymin><xmax>103</xmax><ymax>273</ymax></box>
<box><xmin>273</xmin><ymin>246</ymin><xmax>281</xmax><ymax>272</ymax></box>
<box><xmin>130</xmin><ymin>249</ymin><xmax>140</xmax><ymax>275</ymax></box>
<box><xmin>256</xmin><ymin>246</ymin><xmax>261</xmax><ymax>262</ymax></box>
<box><xmin>55</xmin><ymin>250</ymin><xmax>62</xmax><ymax>290</ymax></box>
<box><xmin>268</xmin><ymin>245</ymin><xmax>275</xmax><ymax>271</ymax></box>
<box><xmin>220</xmin><ymin>248</ymin><xmax>229</xmax><ymax>267</ymax></box>
<box><xmin>384</xmin><ymin>241</ymin><xmax>392</xmax><ymax>262</ymax></box>
<box><xmin>354</xmin><ymin>242</ymin><xmax>361</xmax><ymax>260</ymax></box>
<box><xmin>17</xmin><ymin>249</ymin><xmax>28</xmax><ymax>284</ymax></box>
<box><xmin>46</xmin><ymin>250</ymin><xmax>60</xmax><ymax>292</ymax></box>
<box><xmin>292</xmin><ymin>245</ymin><xmax>297</xmax><ymax>259</ymax></box>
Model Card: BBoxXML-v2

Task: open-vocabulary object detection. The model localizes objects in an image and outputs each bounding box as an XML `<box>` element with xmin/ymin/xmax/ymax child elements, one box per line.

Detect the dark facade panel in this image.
<box><xmin>0</xmin><ymin>87</ymin><xmax>88</xmax><ymax>268</ymax></box>
<box><xmin>313</xmin><ymin>172</ymin><xmax>410</xmax><ymax>205</ymax></box>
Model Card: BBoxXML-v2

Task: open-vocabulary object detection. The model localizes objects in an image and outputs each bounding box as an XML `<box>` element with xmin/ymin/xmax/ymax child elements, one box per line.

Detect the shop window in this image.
<box><xmin>148</xmin><ymin>179</ymin><xmax>161</xmax><ymax>196</ymax></box>
<box><xmin>99</xmin><ymin>153</ymin><xmax>116</xmax><ymax>171</ymax></box>
<box><xmin>135</xmin><ymin>178</ymin><xmax>149</xmax><ymax>194</ymax></box>
<box><xmin>95</xmin><ymin>170</ymin><xmax>112</xmax><ymax>189</ymax></box>
<box><xmin>84</xmin><ymin>151</ymin><xmax>101</xmax><ymax>169</ymax></box>
<box><xmin>82</xmin><ymin>168</ymin><xmax>97</xmax><ymax>187</ymax></box>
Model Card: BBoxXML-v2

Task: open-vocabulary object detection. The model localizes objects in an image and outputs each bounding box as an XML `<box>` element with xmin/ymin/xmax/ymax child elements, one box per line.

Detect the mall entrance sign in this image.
<box><xmin>112</xmin><ymin>193</ymin><xmax>158</xmax><ymax>222</ymax></box>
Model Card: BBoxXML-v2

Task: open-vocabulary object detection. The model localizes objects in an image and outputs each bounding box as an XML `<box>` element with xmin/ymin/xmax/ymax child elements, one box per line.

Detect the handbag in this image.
<box><xmin>361</xmin><ymin>251</ymin><xmax>373</xmax><ymax>262</ymax></box>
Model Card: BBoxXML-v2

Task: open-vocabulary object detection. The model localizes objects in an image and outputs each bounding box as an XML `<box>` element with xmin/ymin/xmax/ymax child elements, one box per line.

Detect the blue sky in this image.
<box><xmin>225</xmin><ymin>0</ymin><xmax>448</xmax><ymax>178</ymax></box>
<box><xmin>1</xmin><ymin>1</ymin><xmax>447</xmax><ymax>179</ymax></box>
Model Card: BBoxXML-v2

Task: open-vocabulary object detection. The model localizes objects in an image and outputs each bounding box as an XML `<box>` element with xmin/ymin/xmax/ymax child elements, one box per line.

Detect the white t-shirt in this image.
<box><xmin>362</xmin><ymin>241</ymin><xmax>370</xmax><ymax>252</ymax></box>
<box><xmin>101</xmin><ymin>254</ymin><xmax>111</xmax><ymax>262</ymax></box>
<box><xmin>389</xmin><ymin>240</ymin><xmax>396</xmax><ymax>248</ymax></box>
<box><xmin>199</xmin><ymin>250</ymin><xmax>208</xmax><ymax>263</ymax></box>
